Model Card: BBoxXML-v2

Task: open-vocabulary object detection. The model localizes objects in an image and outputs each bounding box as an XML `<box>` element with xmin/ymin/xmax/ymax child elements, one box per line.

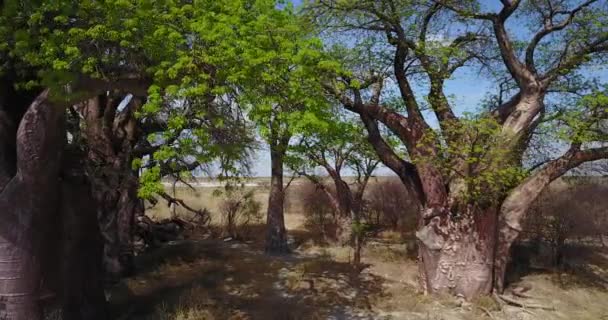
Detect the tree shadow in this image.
<box><xmin>210</xmin><ymin>222</ymin><xmax>335</xmax><ymax>251</ymax></box>
<box><xmin>555</xmin><ymin>244</ymin><xmax>608</xmax><ymax>290</ymax></box>
<box><xmin>506</xmin><ymin>241</ymin><xmax>608</xmax><ymax>291</ymax></box>
<box><xmin>110</xmin><ymin>236</ymin><xmax>386</xmax><ymax>319</ymax></box>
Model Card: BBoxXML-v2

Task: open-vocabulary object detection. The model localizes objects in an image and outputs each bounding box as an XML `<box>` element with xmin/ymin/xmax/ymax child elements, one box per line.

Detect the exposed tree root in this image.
<box><xmin>477</xmin><ymin>306</ymin><xmax>497</xmax><ymax>320</ymax></box>
<box><xmin>510</xmin><ymin>285</ymin><xmax>533</xmax><ymax>298</ymax></box>
<box><xmin>496</xmin><ymin>294</ymin><xmax>554</xmax><ymax>311</ymax></box>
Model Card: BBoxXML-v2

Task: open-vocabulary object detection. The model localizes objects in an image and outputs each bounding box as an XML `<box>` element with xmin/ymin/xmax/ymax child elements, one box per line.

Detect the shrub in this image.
<box><xmin>218</xmin><ymin>187</ymin><xmax>262</xmax><ymax>240</ymax></box>
<box><xmin>298</xmin><ymin>181</ymin><xmax>339</xmax><ymax>240</ymax></box>
<box><xmin>364</xmin><ymin>179</ymin><xmax>417</xmax><ymax>234</ymax></box>
<box><xmin>523</xmin><ymin>178</ymin><xmax>608</xmax><ymax>267</ymax></box>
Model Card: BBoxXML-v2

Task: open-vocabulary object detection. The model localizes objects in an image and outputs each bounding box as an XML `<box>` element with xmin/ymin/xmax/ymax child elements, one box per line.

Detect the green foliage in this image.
<box><xmin>414</xmin><ymin>114</ymin><xmax>528</xmax><ymax>203</ymax></box>
<box><xmin>2</xmin><ymin>0</ymin><xmax>328</xmax><ymax>195</ymax></box>
<box><xmin>228</xmin><ymin>4</ymin><xmax>333</xmax><ymax>146</ymax></box>
<box><xmin>351</xmin><ymin>221</ymin><xmax>372</xmax><ymax>237</ymax></box>
<box><xmin>138</xmin><ymin>167</ymin><xmax>164</xmax><ymax>200</ymax></box>
<box><xmin>5</xmin><ymin>0</ymin><xmax>605</xmax><ymax>210</ymax></box>
<box><xmin>553</xmin><ymin>86</ymin><xmax>608</xmax><ymax>144</ymax></box>
<box><xmin>287</xmin><ymin>109</ymin><xmax>378</xmax><ymax>177</ymax></box>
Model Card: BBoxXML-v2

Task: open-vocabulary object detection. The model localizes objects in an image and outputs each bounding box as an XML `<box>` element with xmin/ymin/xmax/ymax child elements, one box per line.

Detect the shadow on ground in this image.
<box><xmin>506</xmin><ymin>242</ymin><xmax>608</xmax><ymax>291</ymax></box>
<box><xmin>109</xmin><ymin>233</ymin><xmax>386</xmax><ymax>320</ymax></box>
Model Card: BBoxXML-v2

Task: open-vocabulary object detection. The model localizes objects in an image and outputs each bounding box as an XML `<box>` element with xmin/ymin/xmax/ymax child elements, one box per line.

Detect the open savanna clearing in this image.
<box><xmin>107</xmin><ymin>178</ymin><xmax>608</xmax><ymax>320</ymax></box>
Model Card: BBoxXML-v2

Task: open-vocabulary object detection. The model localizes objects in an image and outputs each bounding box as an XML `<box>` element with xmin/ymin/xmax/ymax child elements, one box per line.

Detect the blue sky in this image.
<box><xmin>250</xmin><ymin>70</ymin><xmax>494</xmax><ymax>176</ymax></box>
<box><xmin>248</xmin><ymin>0</ymin><xmax>607</xmax><ymax>177</ymax></box>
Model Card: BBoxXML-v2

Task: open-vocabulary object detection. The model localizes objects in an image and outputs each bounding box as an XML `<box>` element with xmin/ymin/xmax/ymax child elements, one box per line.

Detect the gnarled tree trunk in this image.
<box><xmin>417</xmin><ymin>207</ymin><xmax>498</xmax><ymax>299</ymax></box>
<box><xmin>80</xmin><ymin>95</ymin><xmax>141</xmax><ymax>280</ymax></box>
<box><xmin>92</xmin><ymin>172</ymin><xmax>140</xmax><ymax>281</ymax></box>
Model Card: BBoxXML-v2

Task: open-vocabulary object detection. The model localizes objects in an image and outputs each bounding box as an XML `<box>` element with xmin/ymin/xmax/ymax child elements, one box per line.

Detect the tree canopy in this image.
<box><xmin>0</xmin><ymin>0</ymin><xmax>607</xmax><ymax>304</ymax></box>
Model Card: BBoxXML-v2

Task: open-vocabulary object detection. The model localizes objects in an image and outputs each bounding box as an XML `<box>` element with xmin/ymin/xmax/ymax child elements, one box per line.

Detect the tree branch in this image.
<box><xmin>358</xmin><ymin>112</ymin><xmax>425</xmax><ymax>204</ymax></box>
<box><xmin>541</xmin><ymin>34</ymin><xmax>608</xmax><ymax>85</ymax></box>
<box><xmin>492</xmin><ymin>2</ymin><xmax>535</xmax><ymax>86</ymax></box>
<box><xmin>159</xmin><ymin>191</ymin><xmax>207</xmax><ymax>218</ymax></box>
<box><xmin>525</xmin><ymin>0</ymin><xmax>598</xmax><ymax>73</ymax></box>
<box><xmin>501</xmin><ymin>143</ymin><xmax>608</xmax><ymax>232</ymax></box>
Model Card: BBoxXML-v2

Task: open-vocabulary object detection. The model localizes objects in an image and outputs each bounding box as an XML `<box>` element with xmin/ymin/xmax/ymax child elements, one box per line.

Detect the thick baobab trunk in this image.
<box><xmin>57</xmin><ymin>151</ymin><xmax>108</xmax><ymax>319</ymax></box>
<box><xmin>417</xmin><ymin>208</ymin><xmax>498</xmax><ymax>299</ymax></box>
<box><xmin>0</xmin><ymin>182</ymin><xmax>46</xmax><ymax>320</ymax></box>
<box><xmin>81</xmin><ymin>95</ymin><xmax>140</xmax><ymax>280</ymax></box>
<box><xmin>0</xmin><ymin>90</ymin><xmax>64</xmax><ymax>320</ymax></box>
<box><xmin>93</xmin><ymin>170</ymin><xmax>140</xmax><ymax>281</ymax></box>
<box><xmin>265</xmin><ymin>142</ymin><xmax>289</xmax><ymax>254</ymax></box>
<box><xmin>416</xmin><ymin>142</ymin><xmax>589</xmax><ymax>298</ymax></box>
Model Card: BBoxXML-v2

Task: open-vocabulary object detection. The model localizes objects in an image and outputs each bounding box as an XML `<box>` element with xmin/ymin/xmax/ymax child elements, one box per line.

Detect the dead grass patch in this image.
<box><xmin>131</xmin><ymin>180</ymin><xmax>608</xmax><ymax>320</ymax></box>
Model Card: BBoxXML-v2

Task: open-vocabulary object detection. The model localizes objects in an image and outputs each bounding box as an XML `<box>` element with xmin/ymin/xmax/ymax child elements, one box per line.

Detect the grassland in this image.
<box><xmin>112</xmin><ymin>176</ymin><xmax>608</xmax><ymax>320</ymax></box>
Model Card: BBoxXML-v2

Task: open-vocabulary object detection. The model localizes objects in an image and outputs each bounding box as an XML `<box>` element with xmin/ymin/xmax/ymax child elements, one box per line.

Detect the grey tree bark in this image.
<box><xmin>79</xmin><ymin>95</ymin><xmax>141</xmax><ymax>281</ymax></box>
<box><xmin>265</xmin><ymin>135</ymin><xmax>290</xmax><ymax>254</ymax></box>
<box><xmin>0</xmin><ymin>90</ymin><xmax>64</xmax><ymax>320</ymax></box>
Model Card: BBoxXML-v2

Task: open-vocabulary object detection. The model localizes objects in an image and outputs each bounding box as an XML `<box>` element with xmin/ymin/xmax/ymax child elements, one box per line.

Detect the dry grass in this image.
<box><xmin>147</xmin><ymin>185</ymin><xmax>266</xmax><ymax>224</ymax></box>
<box><xmin>125</xmin><ymin>177</ymin><xmax>608</xmax><ymax>320</ymax></box>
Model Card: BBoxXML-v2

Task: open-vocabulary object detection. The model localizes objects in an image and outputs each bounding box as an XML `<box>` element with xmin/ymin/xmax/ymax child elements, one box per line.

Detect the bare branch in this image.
<box><xmin>357</xmin><ymin>112</ymin><xmax>424</xmax><ymax>203</ymax></box>
<box><xmin>525</xmin><ymin>0</ymin><xmax>599</xmax><ymax>72</ymax></box>
<box><xmin>159</xmin><ymin>191</ymin><xmax>207</xmax><ymax>218</ymax></box>
<box><xmin>541</xmin><ymin>35</ymin><xmax>608</xmax><ymax>85</ymax></box>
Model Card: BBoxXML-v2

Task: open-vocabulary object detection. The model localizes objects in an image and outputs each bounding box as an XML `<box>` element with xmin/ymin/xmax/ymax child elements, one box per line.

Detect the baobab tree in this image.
<box><xmin>308</xmin><ymin>0</ymin><xmax>608</xmax><ymax>298</ymax></box>
<box><xmin>4</xmin><ymin>0</ymin><xmax>257</xmax><ymax>281</ymax></box>
<box><xmin>0</xmin><ymin>84</ymin><xmax>65</xmax><ymax>320</ymax></box>
<box><xmin>1</xmin><ymin>2</ymin><xmax>262</xmax><ymax>318</ymax></box>
<box><xmin>0</xmin><ymin>66</ymin><xmax>142</xmax><ymax>319</ymax></box>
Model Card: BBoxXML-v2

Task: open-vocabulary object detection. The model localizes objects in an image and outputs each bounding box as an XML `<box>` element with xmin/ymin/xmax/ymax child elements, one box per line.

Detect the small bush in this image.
<box><xmin>524</xmin><ymin>178</ymin><xmax>608</xmax><ymax>267</ymax></box>
<box><xmin>299</xmin><ymin>181</ymin><xmax>339</xmax><ymax>240</ymax></box>
<box><xmin>364</xmin><ymin>180</ymin><xmax>417</xmax><ymax>234</ymax></box>
<box><xmin>218</xmin><ymin>187</ymin><xmax>262</xmax><ymax>240</ymax></box>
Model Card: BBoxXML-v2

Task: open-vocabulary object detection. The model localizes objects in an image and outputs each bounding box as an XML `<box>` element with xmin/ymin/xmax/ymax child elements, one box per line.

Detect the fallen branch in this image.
<box><xmin>159</xmin><ymin>191</ymin><xmax>209</xmax><ymax>224</ymax></box>
<box><xmin>496</xmin><ymin>294</ymin><xmax>555</xmax><ymax>311</ymax></box>
<box><xmin>510</xmin><ymin>285</ymin><xmax>532</xmax><ymax>298</ymax></box>
<box><xmin>135</xmin><ymin>215</ymin><xmax>190</xmax><ymax>251</ymax></box>
<box><xmin>477</xmin><ymin>306</ymin><xmax>497</xmax><ymax>320</ymax></box>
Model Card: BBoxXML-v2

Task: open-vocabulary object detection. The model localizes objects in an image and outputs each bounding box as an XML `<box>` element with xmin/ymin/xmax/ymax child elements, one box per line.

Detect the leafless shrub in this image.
<box><xmin>524</xmin><ymin>178</ymin><xmax>608</xmax><ymax>267</ymax></box>
<box><xmin>364</xmin><ymin>180</ymin><xmax>417</xmax><ymax>234</ymax></box>
<box><xmin>299</xmin><ymin>181</ymin><xmax>338</xmax><ymax>240</ymax></box>
<box><xmin>218</xmin><ymin>188</ymin><xmax>262</xmax><ymax>240</ymax></box>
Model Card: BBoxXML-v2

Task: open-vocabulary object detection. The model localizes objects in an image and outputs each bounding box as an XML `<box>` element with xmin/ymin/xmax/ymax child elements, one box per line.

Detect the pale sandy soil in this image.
<box><xmin>110</xmin><ymin>180</ymin><xmax>608</xmax><ymax>320</ymax></box>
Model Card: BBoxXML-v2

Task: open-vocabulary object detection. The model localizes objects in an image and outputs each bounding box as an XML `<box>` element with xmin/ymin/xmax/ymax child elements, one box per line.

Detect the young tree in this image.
<box><xmin>227</xmin><ymin>4</ymin><xmax>331</xmax><ymax>253</ymax></box>
<box><xmin>289</xmin><ymin>112</ymin><xmax>379</xmax><ymax>265</ymax></box>
<box><xmin>308</xmin><ymin>0</ymin><xmax>608</xmax><ymax>298</ymax></box>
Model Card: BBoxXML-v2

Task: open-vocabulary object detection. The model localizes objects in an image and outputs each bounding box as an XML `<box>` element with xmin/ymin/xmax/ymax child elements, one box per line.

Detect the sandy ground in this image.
<box><xmin>108</xmin><ymin>205</ymin><xmax>608</xmax><ymax>320</ymax></box>
<box><xmin>107</xmin><ymin>178</ymin><xmax>608</xmax><ymax>320</ymax></box>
